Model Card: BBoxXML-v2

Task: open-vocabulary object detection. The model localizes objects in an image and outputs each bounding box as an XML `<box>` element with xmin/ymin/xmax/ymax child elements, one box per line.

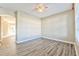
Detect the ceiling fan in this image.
<box><xmin>34</xmin><ymin>3</ymin><xmax>48</xmax><ymax>12</ymax></box>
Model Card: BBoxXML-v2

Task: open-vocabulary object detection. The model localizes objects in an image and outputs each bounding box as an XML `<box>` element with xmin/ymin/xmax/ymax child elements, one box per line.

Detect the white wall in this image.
<box><xmin>42</xmin><ymin>10</ymin><xmax>75</xmax><ymax>43</ymax></box>
<box><xmin>0</xmin><ymin>7</ymin><xmax>75</xmax><ymax>44</ymax></box>
<box><xmin>16</xmin><ymin>11</ymin><xmax>41</xmax><ymax>43</ymax></box>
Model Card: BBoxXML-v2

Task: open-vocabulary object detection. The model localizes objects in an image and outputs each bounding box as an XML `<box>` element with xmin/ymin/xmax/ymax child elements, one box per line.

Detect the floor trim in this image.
<box><xmin>42</xmin><ymin>36</ymin><xmax>75</xmax><ymax>45</ymax></box>
<box><xmin>16</xmin><ymin>35</ymin><xmax>41</xmax><ymax>43</ymax></box>
<box><xmin>16</xmin><ymin>37</ymin><xmax>42</xmax><ymax>44</ymax></box>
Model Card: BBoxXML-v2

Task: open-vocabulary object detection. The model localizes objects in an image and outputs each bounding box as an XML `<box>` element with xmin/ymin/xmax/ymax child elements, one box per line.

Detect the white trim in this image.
<box><xmin>16</xmin><ymin>37</ymin><xmax>41</xmax><ymax>44</ymax></box>
<box><xmin>16</xmin><ymin>39</ymin><xmax>31</xmax><ymax>43</ymax></box>
<box><xmin>16</xmin><ymin>35</ymin><xmax>41</xmax><ymax>44</ymax></box>
<box><xmin>17</xmin><ymin>36</ymin><xmax>75</xmax><ymax>45</ymax></box>
<box><xmin>42</xmin><ymin>36</ymin><xmax>75</xmax><ymax>44</ymax></box>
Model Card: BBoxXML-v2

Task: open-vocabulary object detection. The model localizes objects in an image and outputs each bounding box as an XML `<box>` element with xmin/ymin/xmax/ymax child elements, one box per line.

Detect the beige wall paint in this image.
<box><xmin>16</xmin><ymin>11</ymin><xmax>41</xmax><ymax>43</ymax></box>
<box><xmin>42</xmin><ymin>10</ymin><xmax>75</xmax><ymax>43</ymax></box>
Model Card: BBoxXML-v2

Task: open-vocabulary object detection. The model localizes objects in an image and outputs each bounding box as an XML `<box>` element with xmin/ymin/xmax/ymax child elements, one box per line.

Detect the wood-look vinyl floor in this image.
<box><xmin>16</xmin><ymin>38</ymin><xmax>76</xmax><ymax>56</ymax></box>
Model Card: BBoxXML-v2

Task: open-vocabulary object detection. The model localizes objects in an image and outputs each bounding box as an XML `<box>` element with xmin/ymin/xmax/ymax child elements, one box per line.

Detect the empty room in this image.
<box><xmin>0</xmin><ymin>3</ymin><xmax>78</xmax><ymax>56</ymax></box>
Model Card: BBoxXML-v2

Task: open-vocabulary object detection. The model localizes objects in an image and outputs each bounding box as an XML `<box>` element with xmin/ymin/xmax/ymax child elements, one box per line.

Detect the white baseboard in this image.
<box><xmin>16</xmin><ymin>39</ymin><xmax>30</xmax><ymax>43</ymax></box>
<box><xmin>16</xmin><ymin>35</ymin><xmax>41</xmax><ymax>44</ymax></box>
<box><xmin>17</xmin><ymin>36</ymin><xmax>75</xmax><ymax>44</ymax></box>
<box><xmin>42</xmin><ymin>36</ymin><xmax>75</xmax><ymax>45</ymax></box>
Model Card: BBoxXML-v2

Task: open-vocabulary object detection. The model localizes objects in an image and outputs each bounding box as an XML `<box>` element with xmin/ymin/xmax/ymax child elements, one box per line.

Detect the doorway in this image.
<box><xmin>0</xmin><ymin>15</ymin><xmax>16</xmax><ymax>55</ymax></box>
